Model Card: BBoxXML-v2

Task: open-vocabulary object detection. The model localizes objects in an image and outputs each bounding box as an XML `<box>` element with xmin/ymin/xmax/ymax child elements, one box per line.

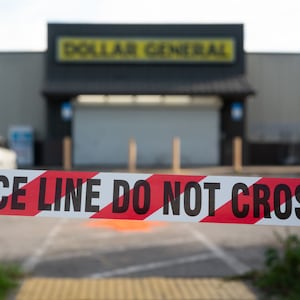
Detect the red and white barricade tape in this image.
<box><xmin>0</xmin><ymin>169</ymin><xmax>300</xmax><ymax>226</ymax></box>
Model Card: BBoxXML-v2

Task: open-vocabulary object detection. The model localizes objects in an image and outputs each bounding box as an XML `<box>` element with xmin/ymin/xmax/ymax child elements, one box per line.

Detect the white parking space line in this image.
<box><xmin>187</xmin><ymin>224</ymin><xmax>251</xmax><ymax>275</ymax></box>
<box><xmin>42</xmin><ymin>237</ymin><xmax>197</xmax><ymax>261</ymax></box>
<box><xmin>90</xmin><ymin>252</ymin><xmax>216</xmax><ymax>278</ymax></box>
<box><xmin>22</xmin><ymin>218</ymin><xmax>67</xmax><ymax>272</ymax></box>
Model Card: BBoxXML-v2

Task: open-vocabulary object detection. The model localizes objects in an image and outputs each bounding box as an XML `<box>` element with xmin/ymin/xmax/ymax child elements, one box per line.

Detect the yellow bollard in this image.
<box><xmin>233</xmin><ymin>136</ymin><xmax>242</xmax><ymax>173</ymax></box>
<box><xmin>128</xmin><ymin>138</ymin><xmax>137</xmax><ymax>172</ymax></box>
<box><xmin>63</xmin><ymin>136</ymin><xmax>72</xmax><ymax>170</ymax></box>
<box><xmin>172</xmin><ymin>137</ymin><xmax>181</xmax><ymax>172</ymax></box>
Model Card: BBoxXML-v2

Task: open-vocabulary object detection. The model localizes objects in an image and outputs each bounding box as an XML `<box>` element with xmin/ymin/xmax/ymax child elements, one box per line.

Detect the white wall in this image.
<box><xmin>73</xmin><ymin>104</ymin><xmax>220</xmax><ymax>167</ymax></box>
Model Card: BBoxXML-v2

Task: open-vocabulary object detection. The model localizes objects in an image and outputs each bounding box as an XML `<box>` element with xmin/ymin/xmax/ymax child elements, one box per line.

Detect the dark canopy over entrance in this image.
<box><xmin>42</xmin><ymin>23</ymin><xmax>254</xmax><ymax>166</ymax></box>
<box><xmin>43</xmin><ymin>75</ymin><xmax>253</xmax><ymax>98</ymax></box>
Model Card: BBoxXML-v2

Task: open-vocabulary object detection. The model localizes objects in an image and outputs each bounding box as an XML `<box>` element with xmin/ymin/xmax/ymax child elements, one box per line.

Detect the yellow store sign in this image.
<box><xmin>56</xmin><ymin>37</ymin><xmax>235</xmax><ymax>63</ymax></box>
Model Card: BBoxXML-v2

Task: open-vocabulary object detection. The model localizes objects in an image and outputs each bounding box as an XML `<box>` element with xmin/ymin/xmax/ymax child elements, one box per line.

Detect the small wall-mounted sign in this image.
<box><xmin>61</xmin><ymin>102</ymin><xmax>72</xmax><ymax>121</ymax></box>
<box><xmin>231</xmin><ymin>102</ymin><xmax>243</xmax><ymax>121</ymax></box>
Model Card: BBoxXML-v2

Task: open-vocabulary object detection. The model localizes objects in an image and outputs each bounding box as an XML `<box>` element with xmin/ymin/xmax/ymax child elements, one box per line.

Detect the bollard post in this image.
<box><xmin>172</xmin><ymin>137</ymin><xmax>181</xmax><ymax>172</ymax></box>
<box><xmin>233</xmin><ymin>136</ymin><xmax>242</xmax><ymax>173</ymax></box>
<box><xmin>128</xmin><ymin>138</ymin><xmax>137</xmax><ymax>172</ymax></box>
<box><xmin>63</xmin><ymin>136</ymin><xmax>72</xmax><ymax>170</ymax></box>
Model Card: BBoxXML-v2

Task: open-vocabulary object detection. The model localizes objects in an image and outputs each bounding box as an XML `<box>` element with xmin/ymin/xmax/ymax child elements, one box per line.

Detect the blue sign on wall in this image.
<box><xmin>61</xmin><ymin>102</ymin><xmax>72</xmax><ymax>121</ymax></box>
<box><xmin>231</xmin><ymin>102</ymin><xmax>243</xmax><ymax>121</ymax></box>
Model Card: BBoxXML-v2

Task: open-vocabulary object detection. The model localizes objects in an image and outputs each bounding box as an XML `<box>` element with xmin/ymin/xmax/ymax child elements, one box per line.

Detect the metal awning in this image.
<box><xmin>43</xmin><ymin>76</ymin><xmax>254</xmax><ymax>98</ymax></box>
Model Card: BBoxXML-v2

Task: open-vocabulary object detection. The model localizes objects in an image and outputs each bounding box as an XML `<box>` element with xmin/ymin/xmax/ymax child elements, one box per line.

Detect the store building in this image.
<box><xmin>39</xmin><ymin>23</ymin><xmax>253</xmax><ymax>168</ymax></box>
<box><xmin>3</xmin><ymin>25</ymin><xmax>300</xmax><ymax>168</ymax></box>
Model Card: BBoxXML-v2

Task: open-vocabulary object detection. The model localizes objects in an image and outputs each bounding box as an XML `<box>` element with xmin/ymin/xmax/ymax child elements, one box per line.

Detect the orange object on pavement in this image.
<box><xmin>84</xmin><ymin>219</ymin><xmax>166</xmax><ymax>232</ymax></box>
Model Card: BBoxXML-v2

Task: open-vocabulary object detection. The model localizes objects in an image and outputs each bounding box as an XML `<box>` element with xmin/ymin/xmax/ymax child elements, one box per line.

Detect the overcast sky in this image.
<box><xmin>1</xmin><ymin>0</ymin><xmax>300</xmax><ymax>52</ymax></box>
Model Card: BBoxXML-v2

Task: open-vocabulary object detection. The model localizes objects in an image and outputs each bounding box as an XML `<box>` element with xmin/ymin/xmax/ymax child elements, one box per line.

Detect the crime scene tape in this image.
<box><xmin>0</xmin><ymin>169</ymin><xmax>300</xmax><ymax>226</ymax></box>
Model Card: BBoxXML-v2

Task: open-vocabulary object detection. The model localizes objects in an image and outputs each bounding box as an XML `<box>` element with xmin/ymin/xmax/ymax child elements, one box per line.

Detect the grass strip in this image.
<box><xmin>0</xmin><ymin>264</ymin><xmax>23</xmax><ymax>300</ymax></box>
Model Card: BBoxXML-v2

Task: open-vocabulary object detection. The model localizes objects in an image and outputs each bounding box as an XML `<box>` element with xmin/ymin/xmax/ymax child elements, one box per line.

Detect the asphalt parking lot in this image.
<box><xmin>1</xmin><ymin>216</ymin><xmax>296</xmax><ymax>279</ymax></box>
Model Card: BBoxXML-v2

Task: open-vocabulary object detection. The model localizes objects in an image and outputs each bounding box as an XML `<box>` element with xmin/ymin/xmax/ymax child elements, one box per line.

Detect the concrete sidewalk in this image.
<box><xmin>16</xmin><ymin>277</ymin><xmax>258</xmax><ymax>300</ymax></box>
